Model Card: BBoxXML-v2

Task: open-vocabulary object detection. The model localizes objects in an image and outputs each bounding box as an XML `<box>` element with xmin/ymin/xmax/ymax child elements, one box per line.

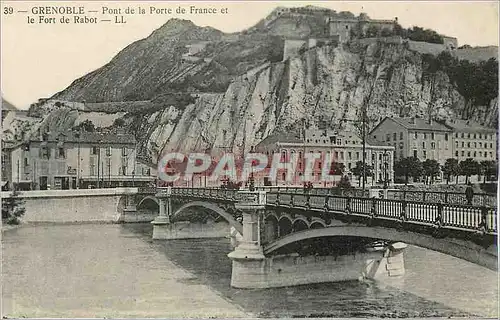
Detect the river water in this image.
<box><xmin>2</xmin><ymin>223</ymin><xmax>498</xmax><ymax>318</ymax></box>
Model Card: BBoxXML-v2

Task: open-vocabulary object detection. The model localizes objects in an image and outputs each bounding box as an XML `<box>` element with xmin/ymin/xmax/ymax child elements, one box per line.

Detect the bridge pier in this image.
<box><xmin>152</xmin><ymin>189</ymin><xmax>171</xmax><ymax>239</ymax></box>
<box><xmin>118</xmin><ymin>194</ymin><xmax>139</xmax><ymax>223</ymax></box>
<box><xmin>364</xmin><ymin>242</ymin><xmax>407</xmax><ymax>280</ymax></box>
<box><xmin>227</xmin><ymin>192</ymin><xmax>266</xmax><ymax>288</ymax></box>
<box><xmin>227</xmin><ymin>191</ymin><xmax>408</xmax><ymax>288</ymax></box>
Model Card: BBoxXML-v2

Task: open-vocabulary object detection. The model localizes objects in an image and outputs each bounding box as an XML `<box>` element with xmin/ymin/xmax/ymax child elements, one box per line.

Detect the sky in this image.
<box><xmin>1</xmin><ymin>1</ymin><xmax>498</xmax><ymax>109</ymax></box>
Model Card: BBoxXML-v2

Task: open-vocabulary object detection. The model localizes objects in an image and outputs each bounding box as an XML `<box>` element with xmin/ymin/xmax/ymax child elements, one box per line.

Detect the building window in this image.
<box><xmin>58</xmin><ymin>147</ymin><xmax>65</xmax><ymax>159</ymax></box>
<box><xmin>490</xmin><ymin>143</ymin><xmax>493</xmax><ymax>149</ymax></box>
<box><xmin>373</xmin><ymin>135</ymin><xmax>377</xmax><ymax>140</ymax></box>
<box><xmin>445</xmin><ymin>134</ymin><xmax>448</xmax><ymax>141</ymax></box>
<box><xmin>455</xmin><ymin>141</ymin><xmax>459</xmax><ymax>148</ymax></box>
<box><xmin>40</xmin><ymin>147</ymin><xmax>50</xmax><ymax>159</ymax></box>
<box><xmin>455</xmin><ymin>133</ymin><xmax>458</xmax><ymax>138</ymax></box>
<box><xmin>431</xmin><ymin>142</ymin><xmax>435</xmax><ymax>149</ymax></box>
<box><xmin>424</xmin><ymin>133</ymin><xmax>427</xmax><ymax>139</ymax></box>
<box><xmin>91</xmin><ymin>147</ymin><xmax>98</xmax><ymax>155</ymax></box>
<box><xmin>467</xmin><ymin>133</ymin><xmax>471</xmax><ymax>139</ymax></box>
<box><xmin>318</xmin><ymin>161</ymin><xmax>322</xmax><ymax>169</ymax></box>
<box><xmin>400</xmin><ymin>132</ymin><xmax>403</xmax><ymax>140</ymax></box>
<box><xmin>356</xmin><ymin>152</ymin><xmax>359</xmax><ymax>160</ymax></box>
<box><xmin>348</xmin><ymin>152</ymin><xmax>352</xmax><ymax>160</ymax></box>
<box><xmin>474</xmin><ymin>134</ymin><xmax>476</xmax><ymax>139</ymax></box>
<box><xmin>423</xmin><ymin>150</ymin><xmax>427</xmax><ymax>159</ymax></box>
<box><xmin>422</xmin><ymin>141</ymin><xmax>426</xmax><ymax>149</ymax></box>
<box><xmin>122</xmin><ymin>147</ymin><xmax>128</xmax><ymax>157</ymax></box>
<box><xmin>455</xmin><ymin>151</ymin><xmax>458</xmax><ymax>157</ymax></box>
<box><xmin>474</xmin><ymin>151</ymin><xmax>477</xmax><ymax>157</ymax></box>
<box><xmin>490</xmin><ymin>152</ymin><xmax>493</xmax><ymax>158</ymax></box>
<box><xmin>340</xmin><ymin>152</ymin><xmax>344</xmax><ymax>160</ymax></box>
<box><xmin>480</xmin><ymin>142</ymin><xmax>483</xmax><ymax>148</ymax></box>
<box><xmin>414</xmin><ymin>132</ymin><xmax>418</xmax><ymax>139</ymax></box>
<box><xmin>467</xmin><ymin>142</ymin><xmax>470</xmax><ymax>148</ymax></box>
<box><xmin>479</xmin><ymin>134</ymin><xmax>482</xmax><ymax>139</ymax></box>
<box><xmin>431</xmin><ymin>133</ymin><xmax>435</xmax><ymax>140</ymax></box>
<box><xmin>474</xmin><ymin>142</ymin><xmax>477</xmax><ymax>148</ymax></box>
<box><xmin>393</xmin><ymin>133</ymin><xmax>397</xmax><ymax>140</ymax></box>
<box><xmin>24</xmin><ymin>158</ymin><xmax>28</xmax><ymax>167</ymax></box>
<box><xmin>413</xmin><ymin>150</ymin><xmax>417</xmax><ymax>158</ymax></box>
<box><xmin>386</xmin><ymin>134</ymin><xmax>390</xmax><ymax>142</ymax></box>
<box><xmin>479</xmin><ymin>151</ymin><xmax>483</xmax><ymax>157</ymax></box>
<box><xmin>106</xmin><ymin>147</ymin><xmax>111</xmax><ymax>156</ymax></box>
<box><xmin>461</xmin><ymin>151</ymin><xmax>465</xmax><ymax>156</ymax></box>
<box><xmin>461</xmin><ymin>133</ymin><xmax>464</xmax><ymax>138</ymax></box>
<box><xmin>121</xmin><ymin>166</ymin><xmax>127</xmax><ymax>175</ymax></box>
<box><xmin>461</xmin><ymin>141</ymin><xmax>464</xmax><ymax>148</ymax></box>
<box><xmin>467</xmin><ymin>152</ymin><xmax>471</xmax><ymax>157</ymax></box>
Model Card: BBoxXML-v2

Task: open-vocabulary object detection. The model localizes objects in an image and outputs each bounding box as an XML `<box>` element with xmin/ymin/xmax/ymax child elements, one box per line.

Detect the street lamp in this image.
<box><xmin>371</xmin><ymin>159</ymin><xmax>375</xmax><ymax>186</ymax></box>
<box><xmin>383</xmin><ymin>150</ymin><xmax>389</xmax><ymax>189</ymax></box>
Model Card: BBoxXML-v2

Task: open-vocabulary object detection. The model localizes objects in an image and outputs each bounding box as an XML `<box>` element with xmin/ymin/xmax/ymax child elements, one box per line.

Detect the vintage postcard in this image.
<box><xmin>1</xmin><ymin>1</ymin><xmax>498</xmax><ymax>318</ymax></box>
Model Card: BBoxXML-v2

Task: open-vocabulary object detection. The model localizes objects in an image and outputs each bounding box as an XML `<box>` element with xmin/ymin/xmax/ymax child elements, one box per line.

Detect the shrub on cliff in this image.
<box><xmin>2</xmin><ymin>190</ymin><xmax>26</xmax><ymax>225</ymax></box>
<box><xmin>423</xmin><ymin>52</ymin><xmax>498</xmax><ymax>110</ymax></box>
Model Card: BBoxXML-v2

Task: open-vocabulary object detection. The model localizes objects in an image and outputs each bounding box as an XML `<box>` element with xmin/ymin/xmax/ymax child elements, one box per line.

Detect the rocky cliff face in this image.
<box><xmin>45</xmin><ymin>10</ymin><xmax>497</xmax><ymax>163</ymax></box>
<box><xmin>118</xmin><ymin>40</ymin><xmax>496</xmax><ymax>161</ymax></box>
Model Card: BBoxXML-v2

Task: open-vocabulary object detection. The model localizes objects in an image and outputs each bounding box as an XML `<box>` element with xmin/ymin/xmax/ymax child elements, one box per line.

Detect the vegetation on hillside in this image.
<box><xmin>422</xmin><ymin>51</ymin><xmax>498</xmax><ymax>119</ymax></box>
<box><xmin>2</xmin><ymin>190</ymin><xmax>26</xmax><ymax>225</ymax></box>
<box><xmin>352</xmin><ymin>23</ymin><xmax>444</xmax><ymax>44</ymax></box>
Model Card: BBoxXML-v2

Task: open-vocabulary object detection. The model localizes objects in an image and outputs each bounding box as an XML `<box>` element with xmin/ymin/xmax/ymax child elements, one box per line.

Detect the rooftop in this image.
<box><xmin>255</xmin><ymin>132</ymin><xmax>302</xmax><ymax>149</ymax></box>
<box><xmin>443</xmin><ymin>119</ymin><xmax>497</xmax><ymax>133</ymax></box>
<box><xmin>383</xmin><ymin>117</ymin><xmax>453</xmax><ymax>132</ymax></box>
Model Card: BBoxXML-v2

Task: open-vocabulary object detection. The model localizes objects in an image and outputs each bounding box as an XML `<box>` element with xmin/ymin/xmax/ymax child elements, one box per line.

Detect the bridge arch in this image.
<box><xmin>278</xmin><ymin>215</ymin><xmax>293</xmax><ymax>237</ymax></box>
<box><xmin>292</xmin><ymin>217</ymin><xmax>308</xmax><ymax>232</ymax></box>
<box><xmin>264</xmin><ymin>225</ymin><xmax>497</xmax><ymax>271</ymax></box>
<box><xmin>171</xmin><ymin>201</ymin><xmax>243</xmax><ymax>234</ymax></box>
<box><xmin>137</xmin><ymin>196</ymin><xmax>160</xmax><ymax>210</ymax></box>
<box><xmin>310</xmin><ymin>220</ymin><xmax>326</xmax><ymax>229</ymax></box>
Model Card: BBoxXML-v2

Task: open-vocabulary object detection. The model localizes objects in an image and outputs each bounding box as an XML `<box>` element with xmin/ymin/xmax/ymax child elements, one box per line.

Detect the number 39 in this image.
<box><xmin>4</xmin><ymin>7</ymin><xmax>14</xmax><ymax>14</ymax></box>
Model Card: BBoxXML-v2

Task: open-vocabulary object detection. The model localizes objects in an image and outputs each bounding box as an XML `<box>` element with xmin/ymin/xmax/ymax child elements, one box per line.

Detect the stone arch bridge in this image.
<box><xmin>149</xmin><ymin>187</ymin><xmax>497</xmax><ymax>288</ymax></box>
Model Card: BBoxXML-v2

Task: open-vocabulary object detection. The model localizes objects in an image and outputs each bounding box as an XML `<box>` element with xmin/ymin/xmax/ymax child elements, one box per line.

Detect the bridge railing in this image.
<box><xmin>386</xmin><ymin>189</ymin><xmax>497</xmax><ymax>207</ymax></box>
<box><xmin>162</xmin><ymin>187</ymin><xmax>497</xmax><ymax>234</ymax></box>
<box><xmin>266</xmin><ymin>191</ymin><xmax>497</xmax><ymax>235</ymax></box>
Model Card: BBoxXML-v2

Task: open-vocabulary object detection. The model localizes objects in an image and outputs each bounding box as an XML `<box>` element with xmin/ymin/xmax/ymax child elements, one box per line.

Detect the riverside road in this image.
<box><xmin>1</xmin><ymin>223</ymin><xmax>498</xmax><ymax>318</ymax></box>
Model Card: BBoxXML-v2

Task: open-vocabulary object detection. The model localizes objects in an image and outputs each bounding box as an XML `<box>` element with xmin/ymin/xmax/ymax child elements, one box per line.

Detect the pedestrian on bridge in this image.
<box><xmin>465</xmin><ymin>183</ymin><xmax>474</xmax><ymax>205</ymax></box>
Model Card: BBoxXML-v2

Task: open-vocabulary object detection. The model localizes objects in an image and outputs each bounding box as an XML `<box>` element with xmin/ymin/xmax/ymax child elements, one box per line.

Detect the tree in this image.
<box><xmin>351</xmin><ymin>161</ymin><xmax>374</xmax><ymax>187</ymax></box>
<box><xmin>328</xmin><ymin>162</ymin><xmax>345</xmax><ymax>175</ymax></box>
<box><xmin>2</xmin><ymin>190</ymin><xmax>26</xmax><ymax>225</ymax></box>
<box><xmin>422</xmin><ymin>159</ymin><xmax>440</xmax><ymax>184</ymax></box>
<box><xmin>365</xmin><ymin>25</ymin><xmax>381</xmax><ymax>38</ymax></box>
<box><xmin>394</xmin><ymin>157</ymin><xmax>422</xmax><ymax>185</ymax></box>
<box><xmin>74</xmin><ymin>119</ymin><xmax>95</xmax><ymax>132</ymax></box>
<box><xmin>337</xmin><ymin>175</ymin><xmax>352</xmax><ymax>189</ymax></box>
<box><xmin>459</xmin><ymin>158</ymin><xmax>480</xmax><ymax>184</ymax></box>
<box><xmin>113</xmin><ymin>118</ymin><xmax>125</xmax><ymax>127</ymax></box>
<box><xmin>442</xmin><ymin>158</ymin><xmax>460</xmax><ymax>184</ymax></box>
<box><xmin>479</xmin><ymin>160</ymin><xmax>497</xmax><ymax>184</ymax></box>
<box><xmin>380</xmin><ymin>28</ymin><xmax>393</xmax><ymax>37</ymax></box>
